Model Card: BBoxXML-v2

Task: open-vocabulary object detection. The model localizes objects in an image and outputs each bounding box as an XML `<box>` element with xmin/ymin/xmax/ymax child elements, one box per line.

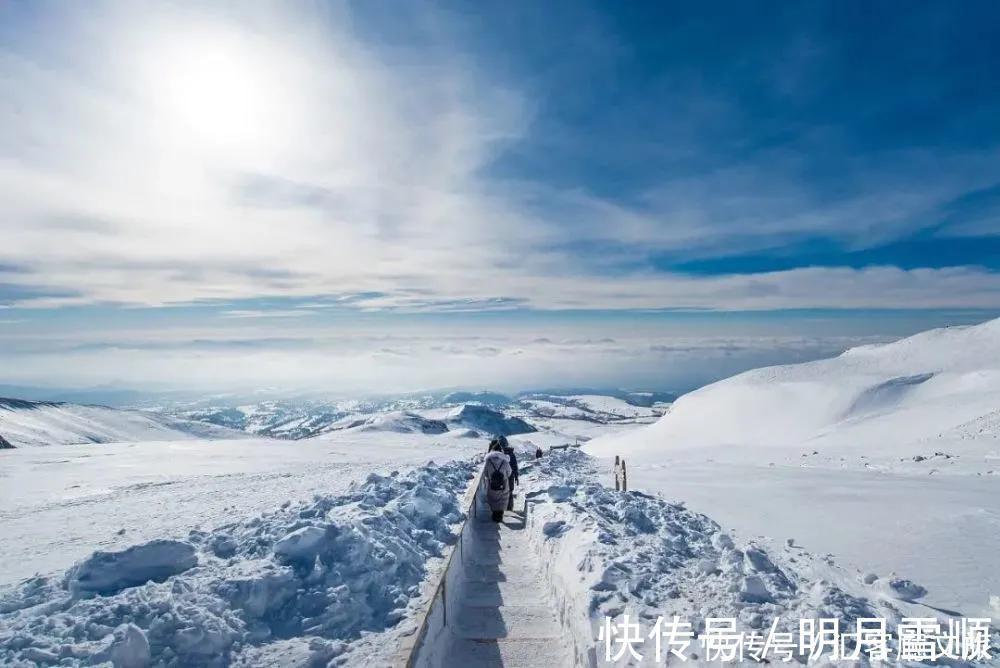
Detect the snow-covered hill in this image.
<box><xmin>520</xmin><ymin>393</ymin><xmax>668</xmax><ymax>423</ymax></box>
<box><xmin>586</xmin><ymin>317</ymin><xmax>1000</xmax><ymax>618</ymax></box>
<box><xmin>589</xmin><ymin>317</ymin><xmax>1000</xmax><ymax>462</ymax></box>
<box><xmin>329</xmin><ymin>411</ymin><xmax>449</xmax><ymax>435</ymax></box>
<box><xmin>166</xmin><ymin>390</ymin><xmax>671</xmax><ymax>441</ymax></box>
<box><xmin>0</xmin><ymin>398</ymin><xmax>244</xmax><ymax>447</ymax></box>
<box><xmin>446</xmin><ymin>404</ymin><xmax>535</xmax><ymax>436</ymax></box>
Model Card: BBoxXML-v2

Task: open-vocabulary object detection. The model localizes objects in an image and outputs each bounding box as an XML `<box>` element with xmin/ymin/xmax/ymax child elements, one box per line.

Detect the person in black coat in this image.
<box><xmin>498</xmin><ymin>436</ymin><xmax>519</xmax><ymax>511</ymax></box>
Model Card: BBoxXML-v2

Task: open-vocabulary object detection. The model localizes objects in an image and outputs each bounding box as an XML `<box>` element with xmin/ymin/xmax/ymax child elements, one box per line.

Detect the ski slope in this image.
<box><xmin>587</xmin><ymin>318</ymin><xmax>1000</xmax><ymax>618</ymax></box>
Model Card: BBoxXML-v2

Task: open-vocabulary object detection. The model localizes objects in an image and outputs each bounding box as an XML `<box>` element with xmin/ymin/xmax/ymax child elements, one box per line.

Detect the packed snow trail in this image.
<box><xmin>417</xmin><ymin>468</ymin><xmax>575</xmax><ymax>667</ymax></box>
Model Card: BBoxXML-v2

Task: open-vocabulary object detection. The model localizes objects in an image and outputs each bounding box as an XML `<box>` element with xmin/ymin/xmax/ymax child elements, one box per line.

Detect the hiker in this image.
<box><xmin>535</xmin><ymin>446</ymin><xmax>543</xmax><ymax>459</ymax></box>
<box><xmin>500</xmin><ymin>436</ymin><xmax>519</xmax><ymax>511</ymax></box>
<box><xmin>483</xmin><ymin>439</ymin><xmax>512</xmax><ymax>522</ymax></box>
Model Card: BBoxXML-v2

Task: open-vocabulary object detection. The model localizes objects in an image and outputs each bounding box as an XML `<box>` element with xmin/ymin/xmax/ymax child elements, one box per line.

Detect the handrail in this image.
<box><xmin>392</xmin><ymin>460</ymin><xmax>485</xmax><ymax>667</ymax></box>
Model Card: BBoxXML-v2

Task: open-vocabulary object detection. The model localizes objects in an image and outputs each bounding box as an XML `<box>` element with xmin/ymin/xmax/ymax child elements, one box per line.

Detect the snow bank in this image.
<box><xmin>67</xmin><ymin>540</ymin><xmax>198</xmax><ymax>598</ymax></box>
<box><xmin>0</xmin><ymin>460</ymin><xmax>474</xmax><ymax>666</ymax></box>
<box><xmin>587</xmin><ymin>317</ymin><xmax>1000</xmax><ymax>459</ymax></box>
<box><xmin>525</xmin><ymin>450</ymin><xmax>928</xmax><ymax>664</ymax></box>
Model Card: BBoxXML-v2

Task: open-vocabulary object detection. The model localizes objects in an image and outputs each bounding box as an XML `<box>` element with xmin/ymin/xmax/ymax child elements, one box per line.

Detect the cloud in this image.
<box><xmin>0</xmin><ymin>323</ymin><xmax>893</xmax><ymax>394</ymax></box>
<box><xmin>1</xmin><ymin>2</ymin><xmax>999</xmax><ymax>314</ymax></box>
<box><xmin>220</xmin><ymin>309</ymin><xmax>316</xmax><ymax>319</ymax></box>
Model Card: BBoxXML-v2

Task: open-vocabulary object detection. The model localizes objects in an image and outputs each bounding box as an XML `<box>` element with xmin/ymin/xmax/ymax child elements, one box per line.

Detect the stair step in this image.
<box><xmin>464</xmin><ymin>542</ymin><xmax>537</xmax><ymax>565</ymax></box>
<box><xmin>463</xmin><ymin>562</ymin><xmax>544</xmax><ymax>584</ymax></box>
<box><xmin>463</xmin><ymin>579</ymin><xmax>551</xmax><ymax>607</ymax></box>
<box><xmin>453</xmin><ymin>605</ymin><xmax>563</xmax><ymax>640</ymax></box>
<box><xmin>444</xmin><ymin>637</ymin><xmax>575</xmax><ymax>668</ymax></box>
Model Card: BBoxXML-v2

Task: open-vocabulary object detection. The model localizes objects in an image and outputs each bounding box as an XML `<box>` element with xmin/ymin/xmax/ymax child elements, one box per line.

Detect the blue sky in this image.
<box><xmin>1</xmin><ymin>1</ymin><xmax>998</xmax><ymax>392</ymax></box>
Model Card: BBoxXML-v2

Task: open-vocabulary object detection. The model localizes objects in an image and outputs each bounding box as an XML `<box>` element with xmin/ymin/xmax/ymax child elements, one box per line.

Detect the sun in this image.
<box><xmin>146</xmin><ymin>29</ymin><xmax>282</xmax><ymax>154</ymax></box>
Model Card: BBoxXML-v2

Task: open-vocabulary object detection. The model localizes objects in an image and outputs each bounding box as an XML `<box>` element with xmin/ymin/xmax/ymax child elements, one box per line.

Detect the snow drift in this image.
<box><xmin>0</xmin><ymin>460</ymin><xmax>474</xmax><ymax>666</ymax></box>
<box><xmin>588</xmin><ymin>318</ymin><xmax>1000</xmax><ymax>459</ymax></box>
<box><xmin>524</xmin><ymin>450</ymin><xmax>933</xmax><ymax>665</ymax></box>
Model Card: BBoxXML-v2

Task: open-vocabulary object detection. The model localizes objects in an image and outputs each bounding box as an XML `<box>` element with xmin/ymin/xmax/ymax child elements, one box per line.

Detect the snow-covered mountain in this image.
<box><xmin>446</xmin><ymin>404</ymin><xmax>535</xmax><ymax>436</ymax></box>
<box><xmin>520</xmin><ymin>393</ymin><xmax>669</xmax><ymax>423</ymax></box>
<box><xmin>585</xmin><ymin>317</ymin><xmax>1000</xmax><ymax>619</ymax></box>
<box><xmin>174</xmin><ymin>400</ymin><xmax>352</xmax><ymax>440</ymax></box>
<box><xmin>589</xmin><ymin>317</ymin><xmax>1000</xmax><ymax>462</ymax></box>
<box><xmin>0</xmin><ymin>398</ymin><xmax>244</xmax><ymax>447</ymax></box>
<box><xmin>329</xmin><ymin>411</ymin><xmax>450</xmax><ymax>435</ymax></box>
<box><xmin>168</xmin><ymin>395</ymin><xmax>513</xmax><ymax>440</ymax></box>
<box><xmin>166</xmin><ymin>389</ymin><xmax>671</xmax><ymax>440</ymax></box>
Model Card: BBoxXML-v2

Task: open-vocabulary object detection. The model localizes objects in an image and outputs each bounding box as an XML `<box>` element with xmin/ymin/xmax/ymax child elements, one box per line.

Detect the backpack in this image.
<box><xmin>487</xmin><ymin>459</ymin><xmax>506</xmax><ymax>491</ymax></box>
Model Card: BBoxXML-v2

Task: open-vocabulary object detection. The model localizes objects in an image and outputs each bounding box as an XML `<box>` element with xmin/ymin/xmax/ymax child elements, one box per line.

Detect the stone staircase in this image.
<box><xmin>441</xmin><ymin>492</ymin><xmax>574</xmax><ymax>667</ymax></box>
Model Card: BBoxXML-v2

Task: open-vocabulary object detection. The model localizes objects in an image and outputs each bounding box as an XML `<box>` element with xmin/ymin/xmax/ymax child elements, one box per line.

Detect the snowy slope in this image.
<box><xmin>0</xmin><ymin>458</ymin><xmax>475</xmax><ymax>667</ymax></box>
<box><xmin>327</xmin><ymin>410</ymin><xmax>449</xmax><ymax>435</ymax></box>
<box><xmin>589</xmin><ymin>318</ymin><xmax>1000</xmax><ymax>462</ymax></box>
<box><xmin>585</xmin><ymin>318</ymin><xmax>1000</xmax><ymax>618</ymax></box>
<box><xmin>446</xmin><ymin>404</ymin><xmax>536</xmax><ymax>436</ymax></box>
<box><xmin>522</xmin><ymin>451</ymin><xmax>977</xmax><ymax>667</ymax></box>
<box><xmin>0</xmin><ymin>398</ymin><xmax>244</xmax><ymax>447</ymax></box>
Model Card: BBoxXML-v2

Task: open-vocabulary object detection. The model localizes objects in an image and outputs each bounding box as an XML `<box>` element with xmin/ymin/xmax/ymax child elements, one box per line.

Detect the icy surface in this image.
<box><xmin>0</xmin><ymin>460</ymin><xmax>474</xmax><ymax>666</ymax></box>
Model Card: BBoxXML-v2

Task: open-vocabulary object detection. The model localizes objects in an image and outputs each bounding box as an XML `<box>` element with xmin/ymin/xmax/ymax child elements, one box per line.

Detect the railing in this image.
<box><xmin>613</xmin><ymin>455</ymin><xmax>628</xmax><ymax>491</ymax></box>
<box><xmin>391</xmin><ymin>462</ymin><xmax>485</xmax><ymax>667</ymax></box>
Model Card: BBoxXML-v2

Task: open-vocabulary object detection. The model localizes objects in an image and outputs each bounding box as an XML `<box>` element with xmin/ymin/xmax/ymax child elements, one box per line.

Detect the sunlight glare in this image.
<box><xmin>149</xmin><ymin>30</ymin><xmax>284</xmax><ymax>155</ymax></box>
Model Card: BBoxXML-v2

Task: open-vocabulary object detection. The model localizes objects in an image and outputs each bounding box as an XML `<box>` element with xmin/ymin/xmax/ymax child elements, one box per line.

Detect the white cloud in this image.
<box><xmin>220</xmin><ymin>310</ymin><xmax>315</xmax><ymax>319</ymax></box>
<box><xmin>1</xmin><ymin>1</ymin><xmax>999</xmax><ymax>313</ymax></box>
<box><xmin>0</xmin><ymin>325</ymin><xmax>890</xmax><ymax>393</ymax></box>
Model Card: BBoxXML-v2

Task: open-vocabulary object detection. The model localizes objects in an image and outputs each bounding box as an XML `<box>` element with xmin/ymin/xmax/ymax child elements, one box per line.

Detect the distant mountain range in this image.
<box><xmin>0</xmin><ymin>387</ymin><xmax>674</xmax><ymax>447</ymax></box>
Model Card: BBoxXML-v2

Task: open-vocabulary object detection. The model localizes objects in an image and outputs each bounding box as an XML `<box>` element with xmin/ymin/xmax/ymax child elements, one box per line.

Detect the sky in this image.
<box><xmin>1</xmin><ymin>1</ymin><xmax>999</xmax><ymax>394</ymax></box>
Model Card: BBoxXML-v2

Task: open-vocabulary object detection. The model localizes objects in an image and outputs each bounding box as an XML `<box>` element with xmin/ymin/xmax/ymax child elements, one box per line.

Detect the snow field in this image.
<box><xmin>588</xmin><ymin>319</ymin><xmax>1000</xmax><ymax>463</ymax></box>
<box><xmin>0</xmin><ymin>460</ymin><xmax>475</xmax><ymax>667</ymax></box>
<box><xmin>0</xmin><ymin>400</ymin><xmax>243</xmax><ymax>448</ymax></box>
<box><xmin>521</xmin><ymin>450</ymin><xmax>983</xmax><ymax>666</ymax></box>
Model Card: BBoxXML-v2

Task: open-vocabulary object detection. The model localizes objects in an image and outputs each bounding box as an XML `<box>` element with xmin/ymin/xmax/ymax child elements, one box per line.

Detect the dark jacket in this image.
<box><xmin>502</xmin><ymin>446</ymin><xmax>519</xmax><ymax>485</ymax></box>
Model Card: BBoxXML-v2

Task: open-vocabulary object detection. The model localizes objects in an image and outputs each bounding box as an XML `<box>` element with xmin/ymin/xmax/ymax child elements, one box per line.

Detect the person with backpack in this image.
<box><xmin>483</xmin><ymin>439</ymin><xmax>512</xmax><ymax>522</ymax></box>
<box><xmin>500</xmin><ymin>437</ymin><xmax>519</xmax><ymax>511</ymax></box>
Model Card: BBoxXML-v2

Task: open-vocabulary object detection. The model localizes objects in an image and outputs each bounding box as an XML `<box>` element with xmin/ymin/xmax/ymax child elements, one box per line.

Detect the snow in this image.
<box><xmin>0</xmin><ymin>460</ymin><xmax>475</xmax><ymax>666</ymax></box>
<box><xmin>67</xmin><ymin>540</ymin><xmax>198</xmax><ymax>598</ymax></box>
<box><xmin>589</xmin><ymin>318</ymin><xmax>1000</xmax><ymax>459</ymax></box>
<box><xmin>329</xmin><ymin>411</ymin><xmax>449</xmax><ymax>435</ymax></box>
<box><xmin>446</xmin><ymin>404</ymin><xmax>535</xmax><ymax>436</ymax></box>
<box><xmin>587</xmin><ymin>317</ymin><xmax>1000</xmax><ymax>618</ymax></box>
<box><xmin>521</xmin><ymin>449</ymin><xmax>992</xmax><ymax>665</ymax></box>
<box><xmin>519</xmin><ymin>394</ymin><xmax>664</xmax><ymax>424</ymax></box>
<box><xmin>564</xmin><ymin>395</ymin><xmax>656</xmax><ymax>419</ymax></box>
<box><xmin>0</xmin><ymin>433</ymin><xmax>483</xmax><ymax>586</ymax></box>
<box><xmin>3</xmin><ymin>344</ymin><xmax>998</xmax><ymax>668</ymax></box>
<box><xmin>0</xmin><ymin>399</ymin><xmax>243</xmax><ymax>448</ymax></box>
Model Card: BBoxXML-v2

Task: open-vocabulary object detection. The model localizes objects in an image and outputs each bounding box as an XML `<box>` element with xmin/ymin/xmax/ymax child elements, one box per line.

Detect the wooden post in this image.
<box><xmin>614</xmin><ymin>455</ymin><xmax>621</xmax><ymax>491</ymax></box>
<box><xmin>622</xmin><ymin>459</ymin><xmax>627</xmax><ymax>492</ymax></box>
